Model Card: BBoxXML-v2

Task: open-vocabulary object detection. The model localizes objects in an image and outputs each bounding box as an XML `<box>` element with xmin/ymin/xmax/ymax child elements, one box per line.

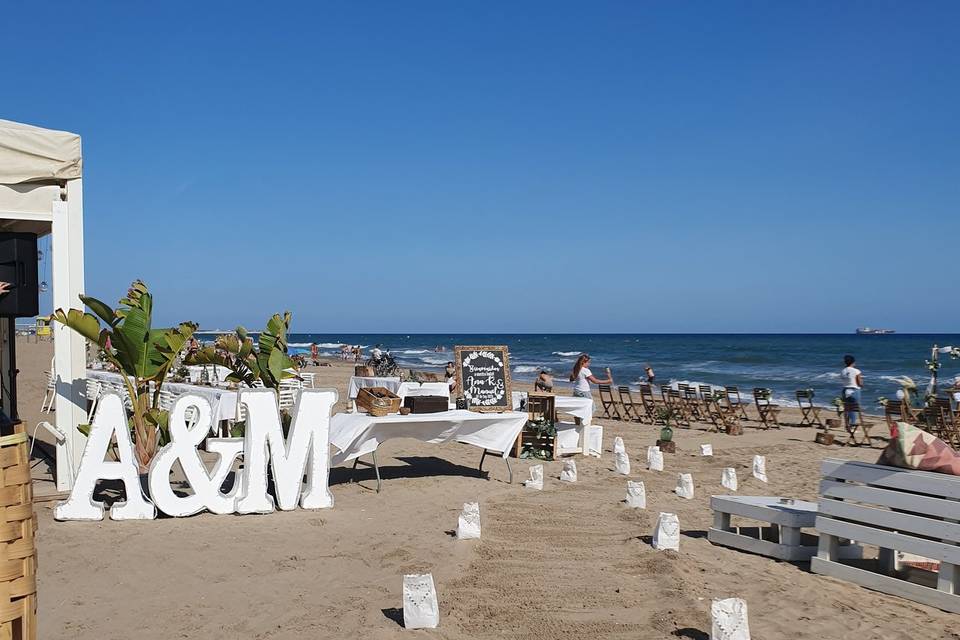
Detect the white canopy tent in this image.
<box><xmin>0</xmin><ymin>119</ymin><xmax>86</xmax><ymax>491</ymax></box>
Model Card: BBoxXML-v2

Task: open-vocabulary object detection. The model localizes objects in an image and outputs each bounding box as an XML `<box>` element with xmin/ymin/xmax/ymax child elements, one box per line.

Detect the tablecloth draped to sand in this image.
<box><xmin>86</xmin><ymin>370</ymin><xmax>238</xmax><ymax>424</ymax></box>
<box><xmin>347</xmin><ymin>376</ymin><xmax>402</xmax><ymax>399</ymax></box>
<box><xmin>328</xmin><ymin>409</ymin><xmax>528</xmax><ymax>465</ymax></box>
<box><xmin>511</xmin><ymin>391</ymin><xmax>593</xmax><ymax>424</ymax></box>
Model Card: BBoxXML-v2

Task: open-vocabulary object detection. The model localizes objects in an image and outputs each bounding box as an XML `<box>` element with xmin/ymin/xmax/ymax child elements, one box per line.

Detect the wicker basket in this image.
<box><xmin>356</xmin><ymin>387</ymin><xmax>401</xmax><ymax>417</ymax></box>
<box><xmin>0</xmin><ymin>431</ymin><xmax>37</xmax><ymax>639</ymax></box>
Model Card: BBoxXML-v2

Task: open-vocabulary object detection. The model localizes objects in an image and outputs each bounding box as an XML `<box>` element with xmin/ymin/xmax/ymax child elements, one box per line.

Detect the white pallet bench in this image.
<box><xmin>812</xmin><ymin>458</ymin><xmax>960</xmax><ymax>613</ymax></box>
<box><xmin>709</xmin><ymin>495</ymin><xmax>861</xmax><ymax>562</ymax></box>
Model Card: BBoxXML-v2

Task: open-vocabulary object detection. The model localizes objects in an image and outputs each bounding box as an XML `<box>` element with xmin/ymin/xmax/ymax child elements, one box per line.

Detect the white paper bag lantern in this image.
<box><xmin>648</xmin><ymin>448</ymin><xmax>664</xmax><ymax>472</ymax></box>
<box><xmin>625</xmin><ymin>480</ymin><xmax>646</xmax><ymax>508</ymax></box>
<box><xmin>721</xmin><ymin>467</ymin><xmax>738</xmax><ymax>491</ymax></box>
<box><xmin>585</xmin><ymin>425</ymin><xmax>603</xmax><ymax>458</ymax></box>
<box><xmin>403</xmin><ymin>574</ymin><xmax>440</xmax><ymax>629</ymax></box>
<box><xmin>752</xmin><ymin>455</ymin><xmax>768</xmax><ymax>483</ymax></box>
<box><xmin>615</xmin><ymin>451</ymin><xmax>631</xmax><ymax>475</ymax></box>
<box><xmin>560</xmin><ymin>459</ymin><xmax>577</xmax><ymax>482</ymax></box>
<box><xmin>675</xmin><ymin>473</ymin><xmax>694</xmax><ymax>499</ymax></box>
<box><xmin>613</xmin><ymin>436</ymin><xmax>626</xmax><ymax>455</ymax></box>
<box><xmin>652</xmin><ymin>512</ymin><xmax>680</xmax><ymax>551</ymax></box>
<box><xmin>456</xmin><ymin>502</ymin><xmax>481</xmax><ymax>540</ymax></box>
<box><xmin>524</xmin><ymin>464</ymin><xmax>544</xmax><ymax>490</ymax></box>
<box><xmin>700</xmin><ymin>443</ymin><xmax>713</xmax><ymax>456</ymax></box>
<box><xmin>711</xmin><ymin>597</ymin><xmax>750</xmax><ymax>640</ymax></box>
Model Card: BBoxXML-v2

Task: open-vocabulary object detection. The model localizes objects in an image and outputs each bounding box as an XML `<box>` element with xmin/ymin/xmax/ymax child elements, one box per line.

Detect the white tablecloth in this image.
<box><xmin>186</xmin><ymin>365</ymin><xmax>233</xmax><ymax>384</ymax></box>
<box><xmin>396</xmin><ymin>381</ymin><xmax>452</xmax><ymax>402</ymax></box>
<box><xmin>347</xmin><ymin>376</ymin><xmax>402</xmax><ymax>400</ymax></box>
<box><xmin>86</xmin><ymin>370</ymin><xmax>238</xmax><ymax>424</ymax></box>
<box><xmin>329</xmin><ymin>409</ymin><xmax>528</xmax><ymax>465</ymax></box>
<box><xmin>511</xmin><ymin>391</ymin><xmax>593</xmax><ymax>424</ymax></box>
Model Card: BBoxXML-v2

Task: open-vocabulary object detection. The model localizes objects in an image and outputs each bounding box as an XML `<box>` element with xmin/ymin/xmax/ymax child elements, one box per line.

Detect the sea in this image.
<box><xmin>203</xmin><ymin>333</ymin><xmax>960</xmax><ymax>409</ymax></box>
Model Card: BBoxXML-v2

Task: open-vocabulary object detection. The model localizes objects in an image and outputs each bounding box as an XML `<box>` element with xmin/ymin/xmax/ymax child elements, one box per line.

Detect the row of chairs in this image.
<box><xmin>883</xmin><ymin>396</ymin><xmax>960</xmax><ymax>448</ymax></box>
<box><xmin>596</xmin><ymin>383</ymin><xmax>783</xmax><ymax>431</ymax></box>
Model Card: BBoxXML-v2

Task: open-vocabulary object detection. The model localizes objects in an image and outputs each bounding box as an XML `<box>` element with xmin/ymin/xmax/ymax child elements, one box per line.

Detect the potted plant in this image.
<box><xmin>52</xmin><ymin>280</ymin><xmax>198</xmax><ymax>471</ymax></box>
<box><xmin>186</xmin><ymin>313</ymin><xmax>297</xmax><ymax>436</ymax></box>
<box><xmin>655</xmin><ymin>406</ymin><xmax>677</xmax><ymax>453</ymax></box>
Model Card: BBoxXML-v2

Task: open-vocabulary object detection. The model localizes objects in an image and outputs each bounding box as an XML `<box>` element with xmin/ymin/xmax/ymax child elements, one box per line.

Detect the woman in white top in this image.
<box><xmin>569</xmin><ymin>354</ymin><xmax>612</xmax><ymax>398</ymax></box>
<box><xmin>840</xmin><ymin>354</ymin><xmax>863</xmax><ymax>426</ymax></box>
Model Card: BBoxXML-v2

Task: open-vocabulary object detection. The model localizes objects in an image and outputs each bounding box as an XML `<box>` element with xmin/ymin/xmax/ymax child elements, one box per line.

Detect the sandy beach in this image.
<box><xmin>12</xmin><ymin>338</ymin><xmax>957</xmax><ymax>639</ymax></box>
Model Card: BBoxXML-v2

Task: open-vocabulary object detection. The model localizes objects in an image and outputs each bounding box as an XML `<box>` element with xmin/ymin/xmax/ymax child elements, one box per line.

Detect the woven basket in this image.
<box><xmin>0</xmin><ymin>431</ymin><xmax>37</xmax><ymax>639</ymax></box>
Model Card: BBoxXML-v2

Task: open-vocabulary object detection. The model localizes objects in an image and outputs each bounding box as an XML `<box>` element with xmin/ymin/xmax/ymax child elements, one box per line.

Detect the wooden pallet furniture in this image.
<box><xmin>812</xmin><ymin>458</ymin><xmax>960</xmax><ymax>613</ymax></box>
<box><xmin>0</xmin><ymin>430</ymin><xmax>37</xmax><ymax>639</ymax></box>
<box><xmin>709</xmin><ymin>495</ymin><xmax>860</xmax><ymax>562</ymax></box>
<box><xmin>796</xmin><ymin>390</ymin><xmax>823</xmax><ymax>428</ymax></box>
<box><xmin>514</xmin><ymin>393</ymin><xmax>558</xmax><ymax>459</ymax></box>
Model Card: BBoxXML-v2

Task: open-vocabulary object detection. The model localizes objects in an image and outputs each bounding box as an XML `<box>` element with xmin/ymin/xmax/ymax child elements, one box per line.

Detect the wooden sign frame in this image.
<box><xmin>454</xmin><ymin>345</ymin><xmax>512</xmax><ymax>413</ymax></box>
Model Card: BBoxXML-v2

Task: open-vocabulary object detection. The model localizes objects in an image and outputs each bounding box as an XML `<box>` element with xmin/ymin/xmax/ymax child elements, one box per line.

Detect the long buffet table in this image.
<box><xmin>329</xmin><ymin>409</ymin><xmax>528</xmax><ymax>491</ymax></box>
<box><xmin>86</xmin><ymin>370</ymin><xmax>238</xmax><ymax>424</ymax></box>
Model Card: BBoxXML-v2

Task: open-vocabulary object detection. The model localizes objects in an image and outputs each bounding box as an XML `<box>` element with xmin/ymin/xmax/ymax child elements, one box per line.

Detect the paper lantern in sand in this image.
<box><xmin>675</xmin><ymin>473</ymin><xmax>694</xmax><ymax>499</ymax></box>
<box><xmin>625</xmin><ymin>480</ymin><xmax>646</xmax><ymax>508</ymax></box>
<box><xmin>711</xmin><ymin>597</ymin><xmax>750</xmax><ymax>640</ymax></box>
<box><xmin>700</xmin><ymin>443</ymin><xmax>713</xmax><ymax>456</ymax></box>
<box><xmin>721</xmin><ymin>467</ymin><xmax>738</xmax><ymax>491</ymax></box>
<box><xmin>652</xmin><ymin>512</ymin><xmax>680</xmax><ymax>551</ymax></box>
<box><xmin>456</xmin><ymin>502</ymin><xmax>481</xmax><ymax>540</ymax></box>
<box><xmin>524</xmin><ymin>464</ymin><xmax>544</xmax><ymax>490</ymax></box>
<box><xmin>403</xmin><ymin>574</ymin><xmax>440</xmax><ymax>629</ymax></box>
<box><xmin>615</xmin><ymin>451</ymin><xmax>631</xmax><ymax>475</ymax></box>
<box><xmin>613</xmin><ymin>436</ymin><xmax>626</xmax><ymax>455</ymax></box>
<box><xmin>752</xmin><ymin>455</ymin><xmax>768</xmax><ymax>483</ymax></box>
<box><xmin>560</xmin><ymin>459</ymin><xmax>578</xmax><ymax>482</ymax></box>
<box><xmin>648</xmin><ymin>447</ymin><xmax>664</xmax><ymax>472</ymax></box>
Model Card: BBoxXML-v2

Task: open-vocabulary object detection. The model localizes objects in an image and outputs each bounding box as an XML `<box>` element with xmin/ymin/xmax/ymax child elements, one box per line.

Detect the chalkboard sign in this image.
<box><xmin>454</xmin><ymin>345</ymin><xmax>512</xmax><ymax>413</ymax></box>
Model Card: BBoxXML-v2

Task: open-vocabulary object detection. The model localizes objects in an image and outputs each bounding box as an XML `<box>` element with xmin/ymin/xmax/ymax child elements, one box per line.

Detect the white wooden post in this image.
<box><xmin>52</xmin><ymin>179</ymin><xmax>87</xmax><ymax>491</ymax></box>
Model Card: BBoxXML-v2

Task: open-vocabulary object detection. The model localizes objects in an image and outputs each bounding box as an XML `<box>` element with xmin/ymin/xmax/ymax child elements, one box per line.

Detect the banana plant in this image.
<box><xmin>52</xmin><ymin>280</ymin><xmax>198</xmax><ymax>471</ymax></box>
<box><xmin>186</xmin><ymin>312</ymin><xmax>296</xmax><ymax>390</ymax></box>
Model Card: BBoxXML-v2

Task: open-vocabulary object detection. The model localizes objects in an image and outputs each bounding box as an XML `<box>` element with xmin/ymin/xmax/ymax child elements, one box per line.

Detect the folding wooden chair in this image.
<box><xmin>703</xmin><ymin>393</ymin><xmax>733</xmax><ymax>433</ymax></box>
<box><xmin>753</xmin><ymin>388</ymin><xmax>781</xmax><ymax>429</ymax></box>
<box><xmin>725</xmin><ymin>386</ymin><xmax>750</xmax><ymax>422</ymax></box>
<box><xmin>639</xmin><ymin>384</ymin><xmax>661</xmax><ymax>423</ymax></box>
<box><xmin>796</xmin><ymin>389</ymin><xmax>823</xmax><ymax>427</ymax></box>
<box><xmin>884</xmin><ymin>399</ymin><xmax>909</xmax><ymax>432</ymax></box>
<box><xmin>681</xmin><ymin>386</ymin><xmax>703</xmax><ymax>421</ymax></box>
<box><xmin>597</xmin><ymin>384</ymin><xmax>622</xmax><ymax>420</ymax></box>
<box><xmin>930</xmin><ymin>398</ymin><xmax>960</xmax><ymax>448</ymax></box>
<box><xmin>617</xmin><ymin>386</ymin><xmax>644</xmax><ymax>422</ymax></box>
<box><xmin>842</xmin><ymin>397</ymin><xmax>874</xmax><ymax>446</ymax></box>
<box><xmin>665</xmin><ymin>389</ymin><xmax>691</xmax><ymax>426</ymax></box>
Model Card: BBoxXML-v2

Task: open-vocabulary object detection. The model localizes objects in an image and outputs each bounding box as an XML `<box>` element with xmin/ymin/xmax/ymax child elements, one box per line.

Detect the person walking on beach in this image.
<box><xmin>310</xmin><ymin>343</ymin><xmax>319</xmax><ymax>366</ymax></box>
<box><xmin>569</xmin><ymin>354</ymin><xmax>612</xmax><ymax>398</ymax></box>
<box><xmin>841</xmin><ymin>354</ymin><xmax>863</xmax><ymax>428</ymax></box>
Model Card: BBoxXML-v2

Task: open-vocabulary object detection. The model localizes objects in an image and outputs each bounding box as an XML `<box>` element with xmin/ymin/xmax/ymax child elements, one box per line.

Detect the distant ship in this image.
<box><xmin>856</xmin><ymin>327</ymin><xmax>896</xmax><ymax>335</ymax></box>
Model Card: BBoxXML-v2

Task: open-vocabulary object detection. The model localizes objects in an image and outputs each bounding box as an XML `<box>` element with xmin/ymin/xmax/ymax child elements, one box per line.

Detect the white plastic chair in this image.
<box><xmin>300</xmin><ymin>372</ymin><xmax>316</xmax><ymax>389</ymax></box>
<box><xmin>39</xmin><ymin>369</ymin><xmax>56</xmax><ymax>413</ymax></box>
<box><xmin>85</xmin><ymin>379</ymin><xmax>103</xmax><ymax>422</ymax></box>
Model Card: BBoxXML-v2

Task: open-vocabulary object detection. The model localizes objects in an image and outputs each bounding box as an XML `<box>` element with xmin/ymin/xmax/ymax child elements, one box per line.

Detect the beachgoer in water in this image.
<box><xmin>841</xmin><ymin>354</ymin><xmax>863</xmax><ymax>428</ymax></box>
<box><xmin>534</xmin><ymin>370</ymin><xmax>554</xmax><ymax>392</ymax></box>
<box><xmin>569</xmin><ymin>354</ymin><xmax>612</xmax><ymax>398</ymax></box>
<box><xmin>644</xmin><ymin>365</ymin><xmax>656</xmax><ymax>385</ymax></box>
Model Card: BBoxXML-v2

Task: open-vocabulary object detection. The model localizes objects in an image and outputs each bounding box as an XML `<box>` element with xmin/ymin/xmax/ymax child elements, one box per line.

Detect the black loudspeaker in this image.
<box><xmin>0</xmin><ymin>233</ymin><xmax>39</xmax><ymax>318</ymax></box>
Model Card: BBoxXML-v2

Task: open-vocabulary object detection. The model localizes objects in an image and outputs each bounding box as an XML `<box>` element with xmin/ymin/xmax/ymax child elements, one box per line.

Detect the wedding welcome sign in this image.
<box><xmin>55</xmin><ymin>388</ymin><xmax>338</xmax><ymax>521</ymax></box>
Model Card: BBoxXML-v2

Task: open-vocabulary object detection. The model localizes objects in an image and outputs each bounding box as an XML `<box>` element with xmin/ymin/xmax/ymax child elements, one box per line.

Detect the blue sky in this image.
<box><xmin>4</xmin><ymin>2</ymin><xmax>958</xmax><ymax>333</ymax></box>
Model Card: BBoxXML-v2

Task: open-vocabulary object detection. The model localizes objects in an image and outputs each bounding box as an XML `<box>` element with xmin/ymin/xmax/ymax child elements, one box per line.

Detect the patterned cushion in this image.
<box><xmin>877</xmin><ymin>421</ymin><xmax>960</xmax><ymax>475</ymax></box>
